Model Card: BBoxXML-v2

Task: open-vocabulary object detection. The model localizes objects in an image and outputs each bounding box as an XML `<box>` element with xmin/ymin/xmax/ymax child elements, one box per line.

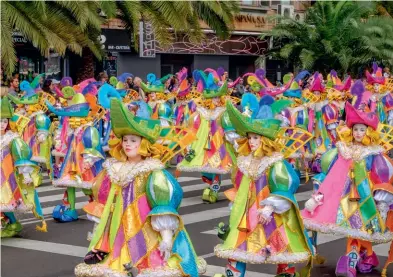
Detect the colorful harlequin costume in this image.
<box><xmin>302</xmin><ymin>80</ymin><xmax>393</xmax><ymax>276</ymax></box>
<box><xmin>177</xmin><ymin>70</ymin><xmax>237</xmax><ymax>203</ymax></box>
<box><xmin>47</xmin><ymin>87</ymin><xmax>105</xmax><ymax>222</ymax></box>
<box><xmin>243</xmin><ymin>69</ymin><xmax>292</xmax><ymax>97</ymax></box>
<box><xmin>140</xmin><ymin>73</ymin><xmax>172</xmax><ymax>119</ymax></box>
<box><xmin>75</xmin><ymin>98</ymin><xmax>206</xmax><ymax>277</ymax></box>
<box><xmin>0</xmin><ymin>96</ymin><xmax>47</xmax><ymax>237</ymax></box>
<box><xmin>280</xmin><ymin>72</ymin><xmax>314</xmax><ymax>177</ymax></box>
<box><xmin>214</xmin><ymin>98</ymin><xmax>313</xmax><ymax>277</ymax></box>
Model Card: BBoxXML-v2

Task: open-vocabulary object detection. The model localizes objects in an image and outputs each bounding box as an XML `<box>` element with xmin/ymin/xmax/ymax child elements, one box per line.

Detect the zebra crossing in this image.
<box><xmin>2</xmin><ymin>172</ymin><xmax>392</xmax><ymax>277</ymax></box>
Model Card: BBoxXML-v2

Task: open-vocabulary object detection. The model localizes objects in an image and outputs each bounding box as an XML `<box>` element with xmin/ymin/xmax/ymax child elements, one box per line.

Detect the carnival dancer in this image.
<box><xmin>177</xmin><ymin>70</ymin><xmax>236</xmax><ymax>203</ymax></box>
<box><xmin>139</xmin><ymin>73</ymin><xmax>172</xmax><ymax>119</ymax></box>
<box><xmin>243</xmin><ymin>69</ymin><xmax>292</xmax><ymax>98</ymax></box>
<box><xmin>47</xmin><ymin>87</ymin><xmax>105</xmax><ymax>222</ymax></box>
<box><xmin>281</xmin><ymin>72</ymin><xmax>314</xmax><ymax>178</ymax></box>
<box><xmin>302</xmin><ymin>80</ymin><xmax>393</xmax><ymax>276</ymax></box>
<box><xmin>97</xmin><ymin>83</ymin><xmax>122</xmax><ymax>153</ymax></box>
<box><xmin>75</xmin><ymin>98</ymin><xmax>206</xmax><ymax>277</ymax></box>
<box><xmin>0</xmin><ymin>95</ymin><xmax>47</xmax><ymax>237</ymax></box>
<box><xmin>214</xmin><ymin>98</ymin><xmax>313</xmax><ymax>277</ymax></box>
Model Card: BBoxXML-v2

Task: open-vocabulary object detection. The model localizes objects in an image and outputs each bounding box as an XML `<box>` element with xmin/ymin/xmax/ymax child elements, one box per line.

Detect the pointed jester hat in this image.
<box><xmin>226</xmin><ymin>93</ymin><xmax>290</xmax><ymax>140</ymax></box>
<box><xmin>345</xmin><ymin>80</ymin><xmax>379</xmax><ymax>130</ymax></box>
<box><xmin>0</xmin><ymin>96</ymin><xmax>14</xmax><ymax>119</ymax></box>
<box><xmin>193</xmin><ymin>70</ymin><xmax>228</xmax><ymax>99</ymax></box>
<box><xmin>110</xmin><ymin>98</ymin><xmax>161</xmax><ymax>143</ymax></box>
<box><xmin>46</xmin><ymin>86</ymin><xmax>90</xmax><ymax>117</ymax></box>
<box><xmin>140</xmin><ymin>73</ymin><xmax>172</xmax><ymax>94</ymax></box>
<box><xmin>8</xmin><ymin>81</ymin><xmax>39</xmax><ymax>105</ymax></box>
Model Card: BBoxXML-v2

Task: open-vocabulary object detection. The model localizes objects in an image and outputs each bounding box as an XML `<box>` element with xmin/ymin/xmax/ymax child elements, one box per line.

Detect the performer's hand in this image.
<box><xmin>257</xmin><ymin>206</ymin><xmax>274</xmax><ymax>224</ymax></box>
<box><xmin>159</xmin><ymin>229</ymin><xmax>173</xmax><ymax>261</ymax></box>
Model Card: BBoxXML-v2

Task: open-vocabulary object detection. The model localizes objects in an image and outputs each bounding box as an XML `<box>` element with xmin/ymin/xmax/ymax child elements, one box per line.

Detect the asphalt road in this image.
<box><xmin>1</xmin><ymin>171</ymin><xmax>392</xmax><ymax>277</ymax></box>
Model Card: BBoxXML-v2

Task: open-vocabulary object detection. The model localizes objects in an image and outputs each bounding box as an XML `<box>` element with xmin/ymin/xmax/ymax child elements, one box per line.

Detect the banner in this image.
<box><xmin>139</xmin><ymin>21</ymin><xmax>156</xmax><ymax>58</ymax></box>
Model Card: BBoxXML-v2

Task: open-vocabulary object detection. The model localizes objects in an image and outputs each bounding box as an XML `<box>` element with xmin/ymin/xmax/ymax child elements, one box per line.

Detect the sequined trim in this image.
<box><xmin>74</xmin><ymin>257</ymin><xmax>207</xmax><ymax>277</ymax></box>
<box><xmin>303</xmin><ymin>218</ymin><xmax>393</xmax><ymax>244</ymax></box>
<box><xmin>237</xmin><ymin>152</ymin><xmax>284</xmax><ymax>180</ymax></box>
<box><xmin>0</xmin><ymin>131</ymin><xmax>19</xmax><ymax>150</ymax></box>
<box><xmin>336</xmin><ymin>142</ymin><xmax>384</xmax><ymax>162</ymax></box>
<box><xmin>52</xmin><ymin>179</ymin><xmax>92</xmax><ymax>189</ymax></box>
<box><xmin>0</xmin><ymin>203</ymin><xmax>33</xmax><ymax>213</ymax></box>
<box><xmin>31</xmin><ymin>156</ymin><xmax>47</xmax><ymax>163</ymax></box>
<box><xmin>104</xmin><ymin>158</ymin><xmax>164</xmax><ymax>187</ymax></box>
<box><xmin>214</xmin><ymin>244</ymin><xmax>310</xmax><ymax>264</ymax></box>
<box><xmin>196</xmin><ymin>106</ymin><xmax>226</xmax><ymax>121</ymax></box>
<box><xmin>176</xmin><ymin>164</ymin><xmax>231</xmax><ymax>174</ymax></box>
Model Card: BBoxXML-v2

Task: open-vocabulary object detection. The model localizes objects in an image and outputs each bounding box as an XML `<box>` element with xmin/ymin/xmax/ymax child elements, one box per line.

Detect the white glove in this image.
<box><xmin>36</xmin><ymin>131</ymin><xmax>48</xmax><ymax>143</ymax></box>
<box><xmin>159</xmin><ymin>229</ymin><xmax>173</xmax><ymax>261</ymax></box>
<box><xmin>257</xmin><ymin>205</ymin><xmax>274</xmax><ymax>224</ymax></box>
<box><xmin>23</xmin><ymin>174</ymin><xmax>33</xmax><ymax>185</ymax></box>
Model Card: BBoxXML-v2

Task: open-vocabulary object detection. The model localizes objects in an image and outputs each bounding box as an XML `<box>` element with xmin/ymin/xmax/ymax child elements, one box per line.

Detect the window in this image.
<box><xmin>240</xmin><ymin>0</ymin><xmax>254</xmax><ymax>5</ymax></box>
<box><xmin>259</xmin><ymin>1</ymin><xmax>270</xmax><ymax>7</ymax></box>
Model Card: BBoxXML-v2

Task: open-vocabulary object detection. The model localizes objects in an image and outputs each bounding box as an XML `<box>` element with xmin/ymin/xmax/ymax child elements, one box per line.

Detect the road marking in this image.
<box><xmin>204</xmin><ymin>265</ymin><xmax>274</xmax><ymax>277</ymax></box>
<box><xmin>1</xmin><ymin>238</ymin><xmax>86</xmax><ymax>258</ymax></box>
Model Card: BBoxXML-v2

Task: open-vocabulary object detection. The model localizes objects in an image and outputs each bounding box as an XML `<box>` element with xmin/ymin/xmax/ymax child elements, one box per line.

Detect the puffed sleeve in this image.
<box><xmin>370</xmin><ymin>153</ymin><xmax>393</xmax><ymax>202</ymax></box>
<box><xmin>262</xmin><ymin>160</ymin><xmax>301</xmax><ymax>210</ymax></box>
<box><xmin>146</xmin><ymin>169</ymin><xmax>183</xmax><ymax>231</ymax></box>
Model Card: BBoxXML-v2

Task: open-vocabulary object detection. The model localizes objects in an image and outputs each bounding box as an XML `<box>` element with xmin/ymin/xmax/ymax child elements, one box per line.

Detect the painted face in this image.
<box><xmin>248</xmin><ymin>133</ymin><xmax>262</xmax><ymax>152</ymax></box>
<box><xmin>150</xmin><ymin>92</ymin><xmax>156</xmax><ymax>101</ymax></box>
<box><xmin>352</xmin><ymin>124</ymin><xmax>367</xmax><ymax>143</ymax></box>
<box><xmin>122</xmin><ymin>135</ymin><xmax>142</xmax><ymax>159</ymax></box>
<box><xmin>212</xmin><ymin>97</ymin><xmax>221</xmax><ymax>106</ymax></box>
<box><xmin>373</xmin><ymin>83</ymin><xmax>380</xmax><ymax>92</ymax></box>
<box><xmin>0</xmin><ymin>118</ymin><xmax>8</xmax><ymax>133</ymax></box>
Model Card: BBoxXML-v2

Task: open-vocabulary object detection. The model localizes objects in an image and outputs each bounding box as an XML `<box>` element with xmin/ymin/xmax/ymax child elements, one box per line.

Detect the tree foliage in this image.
<box><xmin>1</xmin><ymin>1</ymin><xmax>239</xmax><ymax>76</ymax></box>
<box><xmin>263</xmin><ymin>1</ymin><xmax>393</xmax><ymax>75</ymax></box>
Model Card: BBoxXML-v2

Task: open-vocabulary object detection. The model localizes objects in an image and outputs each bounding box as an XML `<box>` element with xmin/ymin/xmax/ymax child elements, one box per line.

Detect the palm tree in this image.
<box><xmin>263</xmin><ymin>1</ymin><xmax>393</xmax><ymax>75</ymax></box>
<box><xmin>74</xmin><ymin>1</ymin><xmax>239</xmax><ymax>81</ymax></box>
<box><xmin>2</xmin><ymin>1</ymin><xmax>239</xmax><ymax>79</ymax></box>
<box><xmin>1</xmin><ymin>1</ymin><xmax>104</xmax><ymax>76</ymax></box>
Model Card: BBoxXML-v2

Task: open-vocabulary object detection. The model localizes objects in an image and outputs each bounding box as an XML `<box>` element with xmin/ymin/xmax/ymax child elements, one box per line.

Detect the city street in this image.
<box><xmin>1</xmin><ymin>170</ymin><xmax>392</xmax><ymax>277</ymax></box>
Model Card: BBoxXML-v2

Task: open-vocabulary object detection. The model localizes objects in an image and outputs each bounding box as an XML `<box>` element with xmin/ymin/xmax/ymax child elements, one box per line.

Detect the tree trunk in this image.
<box><xmin>76</xmin><ymin>47</ymin><xmax>95</xmax><ymax>83</ymax></box>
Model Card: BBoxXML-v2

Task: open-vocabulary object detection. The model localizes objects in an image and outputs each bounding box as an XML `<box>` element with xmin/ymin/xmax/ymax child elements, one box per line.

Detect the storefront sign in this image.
<box><xmin>139</xmin><ymin>21</ymin><xmax>156</xmax><ymax>58</ymax></box>
<box><xmin>233</xmin><ymin>12</ymin><xmax>274</xmax><ymax>31</ymax></box>
<box><xmin>156</xmin><ymin>34</ymin><xmax>268</xmax><ymax>56</ymax></box>
<box><xmin>100</xmin><ymin>29</ymin><xmax>131</xmax><ymax>52</ymax></box>
<box><xmin>12</xmin><ymin>31</ymin><xmax>30</xmax><ymax>47</ymax></box>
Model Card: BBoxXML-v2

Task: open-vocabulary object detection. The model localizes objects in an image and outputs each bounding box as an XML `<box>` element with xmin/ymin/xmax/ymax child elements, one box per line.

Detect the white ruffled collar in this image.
<box><xmin>103</xmin><ymin>157</ymin><xmax>164</xmax><ymax>186</ymax></box>
<box><xmin>196</xmin><ymin>106</ymin><xmax>226</xmax><ymax>120</ymax></box>
<box><xmin>0</xmin><ymin>131</ymin><xmax>19</xmax><ymax>150</ymax></box>
<box><xmin>237</xmin><ymin>152</ymin><xmax>284</xmax><ymax>180</ymax></box>
<box><xmin>336</xmin><ymin>141</ymin><xmax>384</xmax><ymax>162</ymax></box>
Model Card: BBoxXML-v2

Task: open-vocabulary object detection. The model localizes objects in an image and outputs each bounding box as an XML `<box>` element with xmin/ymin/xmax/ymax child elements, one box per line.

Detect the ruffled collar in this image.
<box><xmin>237</xmin><ymin>152</ymin><xmax>284</xmax><ymax>180</ymax></box>
<box><xmin>336</xmin><ymin>141</ymin><xmax>384</xmax><ymax>162</ymax></box>
<box><xmin>196</xmin><ymin>106</ymin><xmax>226</xmax><ymax>120</ymax></box>
<box><xmin>0</xmin><ymin>131</ymin><xmax>19</xmax><ymax>150</ymax></box>
<box><xmin>103</xmin><ymin>157</ymin><xmax>164</xmax><ymax>186</ymax></box>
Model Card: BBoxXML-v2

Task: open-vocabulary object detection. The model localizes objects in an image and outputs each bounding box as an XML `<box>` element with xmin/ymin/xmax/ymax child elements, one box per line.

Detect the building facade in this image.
<box><xmin>11</xmin><ymin>0</ymin><xmax>308</xmax><ymax>83</ymax></box>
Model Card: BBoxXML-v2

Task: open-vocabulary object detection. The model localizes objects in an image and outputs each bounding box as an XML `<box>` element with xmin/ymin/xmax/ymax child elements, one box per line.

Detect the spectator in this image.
<box><xmin>8</xmin><ymin>77</ymin><xmax>19</xmax><ymax>96</ymax></box>
<box><xmin>126</xmin><ymin>77</ymin><xmax>134</xmax><ymax>89</ymax></box>
<box><xmin>97</xmin><ymin>72</ymin><xmax>108</xmax><ymax>83</ymax></box>
<box><xmin>235</xmin><ymin>78</ymin><xmax>245</xmax><ymax>96</ymax></box>
<box><xmin>42</xmin><ymin>79</ymin><xmax>60</xmax><ymax>94</ymax></box>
